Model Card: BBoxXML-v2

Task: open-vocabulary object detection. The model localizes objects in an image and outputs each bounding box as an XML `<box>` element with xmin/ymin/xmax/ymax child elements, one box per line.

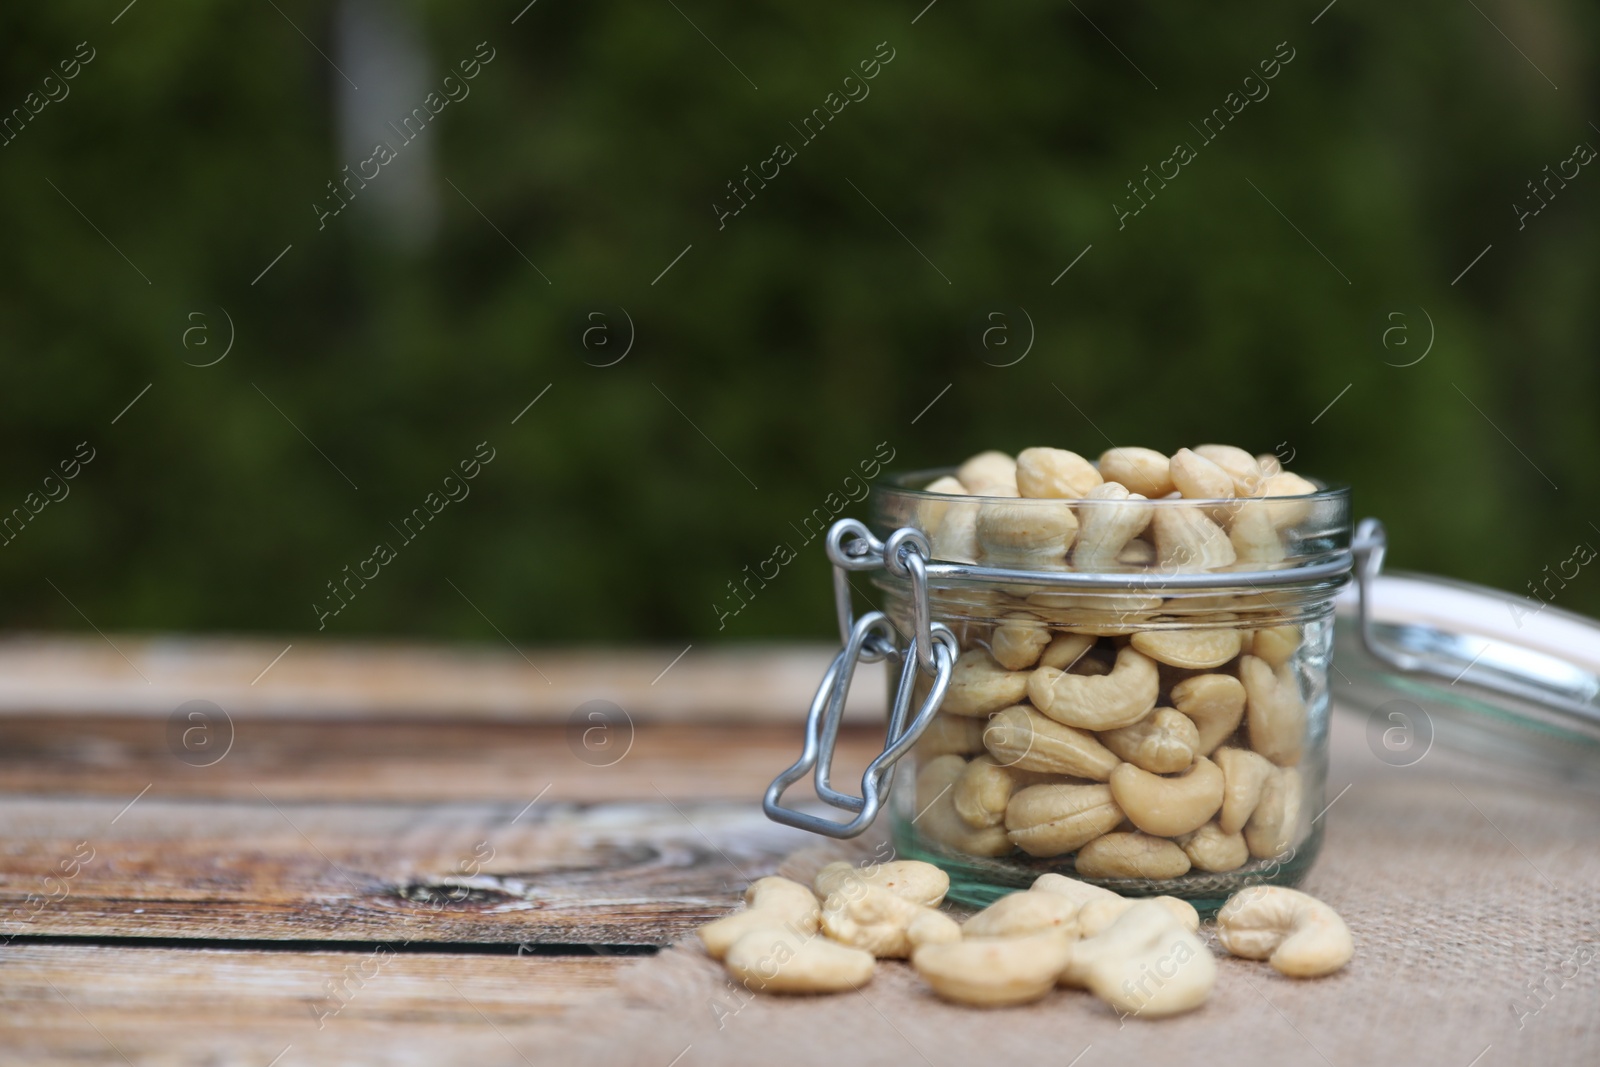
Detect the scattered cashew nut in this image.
<box><xmin>962</xmin><ymin>890</ymin><xmax>1082</xmax><ymax>939</ymax></box>
<box><xmin>1074</xmin><ymin>894</ymin><xmax>1200</xmax><ymax>939</ymax></box>
<box><xmin>820</xmin><ymin>883</ymin><xmax>961</xmax><ymax>958</ymax></box>
<box><xmin>725</xmin><ymin>925</ymin><xmax>876</xmax><ymax>994</ymax></box>
<box><xmin>812</xmin><ymin>859</ymin><xmax>950</xmax><ymax>908</ymax></box>
<box><xmin>1030</xmin><ymin>872</ymin><xmax>1122</xmax><ymax>908</ymax></box>
<box><xmin>913</xmin><ymin>932</ymin><xmax>1076</xmax><ymax>1007</ymax></box>
<box><xmin>698</xmin><ymin>876</ymin><xmax>820</xmax><ymax>959</ymax></box>
<box><xmin>1217</xmin><ymin>886</ymin><xmax>1352</xmax><ymax>977</ymax></box>
<box><xmin>1061</xmin><ymin>901</ymin><xmax>1215</xmax><ymax>1018</ymax></box>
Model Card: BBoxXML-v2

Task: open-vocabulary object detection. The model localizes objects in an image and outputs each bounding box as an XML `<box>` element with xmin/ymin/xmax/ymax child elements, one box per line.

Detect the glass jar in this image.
<box><xmin>765</xmin><ymin>467</ymin><xmax>1352</xmax><ymax>912</ymax></box>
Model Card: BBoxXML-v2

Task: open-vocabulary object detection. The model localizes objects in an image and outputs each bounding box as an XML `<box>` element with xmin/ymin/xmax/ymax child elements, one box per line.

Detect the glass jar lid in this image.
<box><xmin>1338</xmin><ymin>519</ymin><xmax>1600</xmax><ymax>787</ymax></box>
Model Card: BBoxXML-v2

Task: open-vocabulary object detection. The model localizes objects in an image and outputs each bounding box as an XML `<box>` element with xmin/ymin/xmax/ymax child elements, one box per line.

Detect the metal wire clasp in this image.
<box><xmin>763</xmin><ymin>520</ymin><xmax>957</xmax><ymax>839</ymax></box>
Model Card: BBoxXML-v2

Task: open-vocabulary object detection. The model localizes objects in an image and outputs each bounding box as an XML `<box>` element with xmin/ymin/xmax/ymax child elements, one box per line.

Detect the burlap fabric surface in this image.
<box><xmin>551</xmin><ymin>709</ymin><xmax>1600</xmax><ymax>1066</ymax></box>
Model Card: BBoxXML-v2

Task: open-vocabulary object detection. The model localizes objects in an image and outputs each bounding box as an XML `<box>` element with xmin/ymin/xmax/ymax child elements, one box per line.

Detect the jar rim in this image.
<box><xmin>878</xmin><ymin>465</ymin><xmax>1352</xmax><ymax>507</ymax></box>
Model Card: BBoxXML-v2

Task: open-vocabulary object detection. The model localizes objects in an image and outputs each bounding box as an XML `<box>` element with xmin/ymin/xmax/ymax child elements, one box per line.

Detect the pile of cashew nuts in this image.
<box><xmin>699</xmin><ymin>861</ymin><xmax>1352</xmax><ymax>1013</ymax></box>
<box><xmin>907</xmin><ymin>446</ymin><xmax>1324</xmax><ymax>878</ymax></box>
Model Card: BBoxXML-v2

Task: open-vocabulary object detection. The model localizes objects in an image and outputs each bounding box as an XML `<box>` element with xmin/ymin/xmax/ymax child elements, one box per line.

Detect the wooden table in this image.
<box><xmin>0</xmin><ymin>637</ymin><xmax>882</xmax><ymax>1065</ymax></box>
<box><xmin>3</xmin><ymin>636</ymin><xmax>1597</xmax><ymax>1066</ymax></box>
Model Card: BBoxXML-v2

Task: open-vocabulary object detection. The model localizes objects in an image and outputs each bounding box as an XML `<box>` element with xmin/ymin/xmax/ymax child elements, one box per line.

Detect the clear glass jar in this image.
<box><xmin>862</xmin><ymin>469</ymin><xmax>1352</xmax><ymax>910</ymax></box>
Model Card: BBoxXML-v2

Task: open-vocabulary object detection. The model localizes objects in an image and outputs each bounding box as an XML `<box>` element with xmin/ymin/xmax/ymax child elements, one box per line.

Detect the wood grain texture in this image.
<box><xmin>0</xmin><ymin>943</ymin><xmax>631</xmax><ymax>1067</ymax></box>
<box><xmin>0</xmin><ymin>793</ymin><xmax>815</xmax><ymax>945</ymax></box>
<box><xmin>0</xmin><ymin>718</ymin><xmax>888</xmax><ymax>803</ymax></box>
<box><xmin>0</xmin><ymin>635</ymin><xmax>888</xmax><ymax>723</ymax></box>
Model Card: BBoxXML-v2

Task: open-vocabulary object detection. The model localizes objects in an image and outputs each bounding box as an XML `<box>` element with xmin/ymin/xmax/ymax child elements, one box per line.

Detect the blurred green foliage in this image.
<box><xmin>1</xmin><ymin>1</ymin><xmax>1597</xmax><ymax>643</ymax></box>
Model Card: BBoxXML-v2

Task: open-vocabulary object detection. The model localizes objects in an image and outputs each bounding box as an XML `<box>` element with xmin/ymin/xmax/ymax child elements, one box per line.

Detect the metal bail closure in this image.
<box><xmin>764</xmin><ymin>519</ymin><xmax>959</xmax><ymax>839</ymax></box>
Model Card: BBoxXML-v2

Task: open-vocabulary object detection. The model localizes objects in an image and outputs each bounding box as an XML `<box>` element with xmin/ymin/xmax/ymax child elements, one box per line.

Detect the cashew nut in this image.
<box><xmin>1241</xmin><ymin>655</ymin><xmax>1306</xmax><ymax>766</ymax></box>
<box><xmin>962</xmin><ymin>890</ymin><xmax>1082</xmax><ymax>939</ymax></box>
<box><xmin>813</xmin><ymin>859</ymin><xmax>950</xmax><ymax>908</ymax></box>
<box><xmin>1028</xmin><ymin>646</ymin><xmax>1159</xmax><ymax>730</ymax></box>
<box><xmin>1255</xmin><ymin>452</ymin><xmax>1283</xmax><ymax>477</ymax></box>
<box><xmin>1098</xmin><ymin>707</ymin><xmax>1200</xmax><ymax>774</ymax></box>
<box><xmin>989</xmin><ymin>611</ymin><xmax>1051</xmax><ymax>670</ymax></box>
<box><xmin>1256</xmin><ymin>470</ymin><xmax>1319</xmax><ymax>526</ymax></box>
<box><xmin>913</xmin><ymin>932</ymin><xmax>1076</xmax><ymax>1007</ymax></box>
<box><xmin>1151</xmin><ymin>504</ymin><xmax>1237</xmax><ymax>572</ymax></box>
<box><xmin>1169</xmin><ymin>448</ymin><xmax>1237</xmax><ymax>516</ymax></box>
<box><xmin>1071</xmin><ymin>482</ymin><xmax>1152</xmax><ymax>570</ymax></box>
<box><xmin>1075</xmin><ymin>832</ymin><xmax>1192</xmax><ymax>880</ymax></box>
<box><xmin>1213</xmin><ymin>745</ymin><xmax>1275</xmax><ymax>834</ymax></box>
<box><xmin>917</xmin><ymin>474</ymin><xmax>969</xmax><ymax>537</ymax></box>
<box><xmin>915</xmin><ymin>714</ymin><xmax>990</xmax><ymax>760</ymax></box>
<box><xmin>1174</xmin><ymin>820</ymin><xmax>1249</xmax><ymax>872</ymax></box>
<box><xmin>954</xmin><ymin>754</ymin><xmax>1040</xmax><ymax>829</ymax></box>
<box><xmin>1038</xmin><ymin>632</ymin><xmax>1096</xmax><ymax>670</ymax></box>
<box><xmin>1119</xmin><ymin>538</ymin><xmax>1157</xmax><ymax>566</ymax></box>
<box><xmin>1228</xmin><ymin>503</ymin><xmax>1288</xmax><ymax>565</ymax></box>
<box><xmin>1170</xmin><ymin>673</ymin><xmax>1247</xmax><ymax>755</ymax></box>
<box><xmin>1005</xmin><ymin>782</ymin><xmax>1125</xmax><ymax>857</ymax></box>
<box><xmin>1030</xmin><ymin>872</ymin><xmax>1122</xmax><ymax>908</ymax></box>
<box><xmin>1025</xmin><ymin>590</ymin><xmax>1163</xmax><ymax>632</ymax></box>
<box><xmin>1248</xmin><ymin>624</ymin><xmax>1302</xmax><ymax>667</ymax></box>
<box><xmin>958</xmin><ymin>450</ymin><xmax>1018</xmax><ymax>493</ymax></box>
<box><xmin>930</xmin><ymin>500</ymin><xmax>981</xmax><ymax>563</ymax></box>
<box><xmin>1244</xmin><ymin>766</ymin><xmax>1302</xmax><ymax>859</ymax></box>
<box><xmin>1016</xmin><ymin>446</ymin><xmax>1103</xmax><ymax>499</ymax></box>
<box><xmin>1108</xmin><ymin>755</ymin><xmax>1224</xmax><ymax>837</ymax></box>
<box><xmin>820</xmin><ymin>883</ymin><xmax>961</xmax><ymax>958</ymax></box>
<box><xmin>982</xmin><ymin>704</ymin><xmax>1120</xmax><ymax>780</ymax></box>
<box><xmin>1193</xmin><ymin>444</ymin><xmax>1264</xmax><ymax>497</ymax></box>
<box><xmin>1061</xmin><ymin>901</ymin><xmax>1215</xmax><ymax>1018</ymax></box>
<box><xmin>698</xmin><ymin>876</ymin><xmax>821</xmax><ymax>959</ymax></box>
<box><xmin>1075</xmin><ymin>894</ymin><xmax>1200</xmax><ymax>939</ymax></box>
<box><xmin>1097</xmin><ymin>447</ymin><xmax>1174</xmax><ymax>499</ymax></box>
<box><xmin>725</xmin><ymin>925</ymin><xmax>876</xmax><ymax>994</ymax></box>
<box><xmin>941</xmin><ymin>649</ymin><xmax>1030</xmax><ymax>717</ymax></box>
<box><xmin>976</xmin><ymin>501</ymin><xmax>1078</xmax><ymax>568</ymax></box>
<box><xmin>1131</xmin><ymin>626</ymin><xmax>1243</xmax><ymax>670</ymax></box>
<box><xmin>1217</xmin><ymin>886</ymin><xmax>1352</xmax><ymax>977</ymax></box>
<box><xmin>915</xmin><ymin>754</ymin><xmax>1014</xmax><ymax>857</ymax></box>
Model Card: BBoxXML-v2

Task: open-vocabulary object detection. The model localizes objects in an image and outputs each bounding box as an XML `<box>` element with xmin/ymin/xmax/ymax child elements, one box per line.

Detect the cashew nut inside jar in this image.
<box><xmin>765</xmin><ymin>446</ymin><xmax>1350</xmax><ymax>911</ymax></box>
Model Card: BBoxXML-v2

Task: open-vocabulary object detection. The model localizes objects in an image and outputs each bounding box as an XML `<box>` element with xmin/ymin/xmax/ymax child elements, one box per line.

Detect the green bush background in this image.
<box><xmin>2</xmin><ymin>1</ymin><xmax>1596</xmax><ymax>643</ymax></box>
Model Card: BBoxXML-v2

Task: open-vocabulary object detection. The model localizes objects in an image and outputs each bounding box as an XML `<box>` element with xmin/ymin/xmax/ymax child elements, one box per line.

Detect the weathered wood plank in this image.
<box><xmin>0</xmin><ymin>943</ymin><xmax>630</xmax><ymax>1067</ymax></box>
<box><xmin>0</xmin><ymin>795</ymin><xmax>813</xmax><ymax>944</ymax></box>
<box><xmin>0</xmin><ymin>719</ymin><xmax>886</xmax><ymax>803</ymax></box>
<box><xmin>0</xmin><ymin>636</ymin><xmax>887</xmax><ymax>723</ymax></box>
